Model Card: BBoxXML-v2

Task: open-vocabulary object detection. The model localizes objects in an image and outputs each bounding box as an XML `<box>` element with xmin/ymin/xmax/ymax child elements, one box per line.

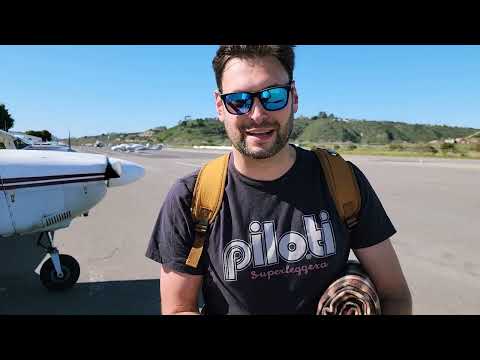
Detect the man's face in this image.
<box><xmin>214</xmin><ymin>56</ymin><xmax>298</xmax><ymax>159</ymax></box>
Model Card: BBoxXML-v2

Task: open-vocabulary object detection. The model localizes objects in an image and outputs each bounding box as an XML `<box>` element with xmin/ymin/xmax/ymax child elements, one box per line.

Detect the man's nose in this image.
<box><xmin>249</xmin><ymin>97</ymin><xmax>268</xmax><ymax>125</ymax></box>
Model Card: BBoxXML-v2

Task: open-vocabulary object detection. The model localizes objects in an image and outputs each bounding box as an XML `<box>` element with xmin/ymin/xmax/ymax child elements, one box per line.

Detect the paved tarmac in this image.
<box><xmin>1</xmin><ymin>146</ymin><xmax>479</xmax><ymax>315</ymax></box>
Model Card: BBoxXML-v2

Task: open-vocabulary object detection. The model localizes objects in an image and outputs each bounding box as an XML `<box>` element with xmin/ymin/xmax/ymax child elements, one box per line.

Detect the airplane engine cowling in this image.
<box><xmin>64</xmin><ymin>181</ymin><xmax>107</xmax><ymax>219</ymax></box>
<box><xmin>1</xmin><ymin>181</ymin><xmax>108</xmax><ymax>236</ymax></box>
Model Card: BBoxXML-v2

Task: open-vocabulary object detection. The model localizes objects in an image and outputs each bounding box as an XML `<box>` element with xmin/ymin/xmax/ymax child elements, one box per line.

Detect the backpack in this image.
<box><xmin>185</xmin><ymin>147</ymin><xmax>361</xmax><ymax>269</ymax></box>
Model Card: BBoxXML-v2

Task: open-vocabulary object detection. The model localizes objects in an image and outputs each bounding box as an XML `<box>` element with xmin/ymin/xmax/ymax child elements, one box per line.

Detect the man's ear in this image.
<box><xmin>291</xmin><ymin>81</ymin><xmax>299</xmax><ymax>114</ymax></box>
<box><xmin>214</xmin><ymin>90</ymin><xmax>225</xmax><ymax>123</ymax></box>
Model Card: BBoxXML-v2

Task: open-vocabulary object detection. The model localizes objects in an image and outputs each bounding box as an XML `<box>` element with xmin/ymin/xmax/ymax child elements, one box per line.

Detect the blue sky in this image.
<box><xmin>1</xmin><ymin>45</ymin><xmax>479</xmax><ymax>139</ymax></box>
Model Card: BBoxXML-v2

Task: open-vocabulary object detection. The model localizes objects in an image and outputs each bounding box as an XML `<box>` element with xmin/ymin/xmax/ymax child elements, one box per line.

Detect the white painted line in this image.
<box><xmin>175</xmin><ymin>161</ymin><xmax>203</xmax><ymax>168</ymax></box>
<box><xmin>377</xmin><ymin>160</ymin><xmax>480</xmax><ymax>170</ymax></box>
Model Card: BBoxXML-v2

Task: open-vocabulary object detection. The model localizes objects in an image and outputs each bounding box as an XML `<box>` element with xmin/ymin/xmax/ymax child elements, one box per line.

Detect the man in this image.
<box><xmin>146</xmin><ymin>45</ymin><xmax>412</xmax><ymax>315</ymax></box>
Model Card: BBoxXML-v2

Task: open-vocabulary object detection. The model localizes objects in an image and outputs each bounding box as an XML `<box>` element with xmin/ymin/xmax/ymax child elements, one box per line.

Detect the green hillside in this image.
<box><xmin>466</xmin><ymin>131</ymin><xmax>480</xmax><ymax>139</ymax></box>
<box><xmin>295</xmin><ymin>117</ymin><xmax>478</xmax><ymax>145</ymax></box>
<box><xmin>69</xmin><ymin>114</ymin><xmax>479</xmax><ymax>148</ymax></box>
<box><xmin>157</xmin><ymin>116</ymin><xmax>477</xmax><ymax>146</ymax></box>
<box><xmin>155</xmin><ymin>118</ymin><xmax>228</xmax><ymax>146</ymax></box>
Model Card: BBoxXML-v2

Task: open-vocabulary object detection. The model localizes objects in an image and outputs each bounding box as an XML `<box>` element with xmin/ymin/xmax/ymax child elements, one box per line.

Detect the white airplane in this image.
<box><xmin>113</xmin><ymin>143</ymin><xmax>146</xmax><ymax>152</ymax></box>
<box><xmin>111</xmin><ymin>143</ymin><xmax>130</xmax><ymax>152</ymax></box>
<box><xmin>0</xmin><ymin>149</ymin><xmax>145</xmax><ymax>291</ymax></box>
<box><xmin>111</xmin><ymin>143</ymin><xmax>163</xmax><ymax>152</ymax></box>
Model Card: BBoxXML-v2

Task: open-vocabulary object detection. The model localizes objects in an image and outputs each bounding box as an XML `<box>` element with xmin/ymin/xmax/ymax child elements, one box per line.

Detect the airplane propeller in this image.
<box><xmin>105</xmin><ymin>157</ymin><xmax>145</xmax><ymax>187</ymax></box>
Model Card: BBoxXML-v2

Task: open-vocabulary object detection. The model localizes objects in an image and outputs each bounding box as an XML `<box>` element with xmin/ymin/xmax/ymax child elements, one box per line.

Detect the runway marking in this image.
<box><xmin>175</xmin><ymin>161</ymin><xmax>204</xmax><ymax>168</ymax></box>
<box><xmin>375</xmin><ymin>160</ymin><xmax>480</xmax><ymax>170</ymax></box>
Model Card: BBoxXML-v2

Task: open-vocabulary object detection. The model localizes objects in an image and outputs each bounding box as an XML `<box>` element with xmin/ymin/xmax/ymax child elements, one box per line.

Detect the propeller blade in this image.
<box><xmin>105</xmin><ymin>158</ymin><xmax>122</xmax><ymax>179</ymax></box>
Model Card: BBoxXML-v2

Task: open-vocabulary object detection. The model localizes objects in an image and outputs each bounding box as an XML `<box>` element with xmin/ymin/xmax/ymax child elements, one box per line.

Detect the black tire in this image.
<box><xmin>40</xmin><ymin>254</ymin><xmax>80</xmax><ymax>291</ymax></box>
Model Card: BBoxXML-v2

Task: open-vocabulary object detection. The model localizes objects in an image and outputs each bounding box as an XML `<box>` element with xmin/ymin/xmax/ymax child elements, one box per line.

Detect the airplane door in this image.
<box><xmin>0</xmin><ymin>175</ymin><xmax>15</xmax><ymax>236</ymax></box>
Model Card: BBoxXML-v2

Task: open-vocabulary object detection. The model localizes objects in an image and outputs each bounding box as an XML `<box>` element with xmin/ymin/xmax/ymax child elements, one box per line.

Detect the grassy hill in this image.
<box><xmin>466</xmin><ymin>131</ymin><xmax>480</xmax><ymax>141</ymax></box>
<box><xmin>293</xmin><ymin>116</ymin><xmax>478</xmax><ymax>145</ymax></box>
<box><xmin>68</xmin><ymin>114</ymin><xmax>479</xmax><ymax>148</ymax></box>
<box><xmin>155</xmin><ymin>118</ymin><xmax>228</xmax><ymax>146</ymax></box>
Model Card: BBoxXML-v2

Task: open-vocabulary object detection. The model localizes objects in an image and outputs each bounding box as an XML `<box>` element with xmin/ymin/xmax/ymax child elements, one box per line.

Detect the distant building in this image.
<box><xmin>140</xmin><ymin>130</ymin><xmax>155</xmax><ymax>137</ymax></box>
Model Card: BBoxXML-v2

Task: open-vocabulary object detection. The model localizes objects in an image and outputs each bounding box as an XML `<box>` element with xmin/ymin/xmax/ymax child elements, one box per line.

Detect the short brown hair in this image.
<box><xmin>212</xmin><ymin>45</ymin><xmax>296</xmax><ymax>92</ymax></box>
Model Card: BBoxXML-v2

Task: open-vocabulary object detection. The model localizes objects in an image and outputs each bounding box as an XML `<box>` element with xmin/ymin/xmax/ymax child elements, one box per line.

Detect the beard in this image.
<box><xmin>225</xmin><ymin>105</ymin><xmax>294</xmax><ymax>160</ymax></box>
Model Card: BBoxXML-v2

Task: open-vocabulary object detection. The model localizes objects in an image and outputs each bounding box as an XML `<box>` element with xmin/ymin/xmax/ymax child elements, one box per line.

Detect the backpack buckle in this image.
<box><xmin>194</xmin><ymin>218</ymin><xmax>209</xmax><ymax>233</ymax></box>
<box><xmin>345</xmin><ymin>216</ymin><xmax>359</xmax><ymax>230</ymax></box>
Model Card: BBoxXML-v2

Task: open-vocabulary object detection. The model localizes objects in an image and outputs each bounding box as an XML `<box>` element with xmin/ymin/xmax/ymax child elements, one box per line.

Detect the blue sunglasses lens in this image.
<box><xmin>224</xmin><ymin>92</ymin><xmax>252</xmax><ymax>115</ymax></box>
<box><xmin>223</xmin><ymin>86</ymin><xmax>290</xmax><ymax>115</ymax></box>
<box><xmin>261</xmin><ymin>87</ymin><xmax>289</xmax><ymax>111</ymax></box>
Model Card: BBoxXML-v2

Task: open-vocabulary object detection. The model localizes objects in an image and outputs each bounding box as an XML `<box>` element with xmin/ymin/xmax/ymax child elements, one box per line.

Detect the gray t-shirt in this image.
<box><xmin>146</xmin><ymin>145</ymin><xmax>396</xmax><ymax>314</ymax></box>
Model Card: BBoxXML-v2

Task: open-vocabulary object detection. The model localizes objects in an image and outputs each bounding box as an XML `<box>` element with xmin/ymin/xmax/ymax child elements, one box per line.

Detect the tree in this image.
<box><xmin>25</xmin><ymin>130</ymin><xmax>53</xmax><ymax>142</ymax></box>
<box><xmin>0</xmin><ymin>103</ymin><xmax>15</xmax><ymax>131</ymax></box>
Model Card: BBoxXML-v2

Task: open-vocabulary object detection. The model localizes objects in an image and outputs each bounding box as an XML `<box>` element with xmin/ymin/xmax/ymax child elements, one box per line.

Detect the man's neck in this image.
<box><xmin>232</xmin><ymin>144</ymin><xmax>297</xmax><ymax>181</ymax></box>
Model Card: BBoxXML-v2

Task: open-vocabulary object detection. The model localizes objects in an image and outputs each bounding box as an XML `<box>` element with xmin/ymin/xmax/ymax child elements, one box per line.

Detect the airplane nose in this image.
<box><xmin>105</xmin><ymin>157</ymin><xmax>145</xmax><ymax>187</ymax></box>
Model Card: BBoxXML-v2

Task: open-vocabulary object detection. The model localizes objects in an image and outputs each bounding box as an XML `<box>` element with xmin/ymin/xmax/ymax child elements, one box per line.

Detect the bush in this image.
<box><xmin>346</xmin><ymin>144</ymin><xmax>357</xmax><ymax>151</ymax></box>
<box><xmin>440</xmin><ymin>143</ymin><xmax>455</xmax><ymax>152</ymax></box>
<box><xmin>333</xmin><ymin>144</ymin><xmax>341</xmax><ymax>150</ymax></box>
<box><xmin>412</xmin><ymin>144</ymin><xmax>438</xmax><ymax>154</ymax></box>
<box><xmin>470</xmin><ymin>143</ymin><xmax>480</xmax><ymax>152</ymax></box>
<box><xmin>389</xmin><ymin>144</ymin><xmax>404</xmax><ymax>151</ymax></box>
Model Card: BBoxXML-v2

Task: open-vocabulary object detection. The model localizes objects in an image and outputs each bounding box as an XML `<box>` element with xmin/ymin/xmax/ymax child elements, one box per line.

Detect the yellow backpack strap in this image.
<box><xmin>313</xmin><ymin>148</ymin><xmax>361</xmax><ymax>230</ymax></box>
<box><xmin>185</xmin><ymin>153</ymin><xmax>230</xmax><ymax>268</ymax></box>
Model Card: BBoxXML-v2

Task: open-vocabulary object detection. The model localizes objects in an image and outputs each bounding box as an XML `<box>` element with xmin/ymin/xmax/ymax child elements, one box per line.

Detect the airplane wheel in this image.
<box><xmin>40</xmin><ymin>254</ymin><xmax>80</xmax><ymax>291</ymax></box>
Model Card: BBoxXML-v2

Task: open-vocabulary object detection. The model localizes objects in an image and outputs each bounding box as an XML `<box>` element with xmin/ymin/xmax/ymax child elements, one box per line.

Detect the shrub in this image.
<box><xmin>412</xmin><ymin>144</ymin><xmax>438</xmax><ymax>154</ymax></box>
<box><xmin>470</xmin><ymin>143</ymin><xmax>480</xmax><ymax>152</ymax></box>
<box><xmin>389</xmin><ymin>144</ymin><xmax>404</xmax><ymax>151</ymax></box>
<box><xmin>440</xmin><ymin>143</ymin><xmax>455</xmax><ymax>152</ymax></box>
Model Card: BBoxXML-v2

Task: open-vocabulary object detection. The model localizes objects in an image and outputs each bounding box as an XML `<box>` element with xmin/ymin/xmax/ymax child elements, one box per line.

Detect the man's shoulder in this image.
<box><xmin>169</xmin><ymin>169</ymin><xmax>200</xmax><ymax>198</ymax></box>
<box><xmin>346</xmin><ymin>160</ymin><xmax>368</xmax><ymax>184</ymax></box>
<box><xmin>292</xmin><ymin>145</ymin><xmax>323</xmax><ymax>172</ymax></box>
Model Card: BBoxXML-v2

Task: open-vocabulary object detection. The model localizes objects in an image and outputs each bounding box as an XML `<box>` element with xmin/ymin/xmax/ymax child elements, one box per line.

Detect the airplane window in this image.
<box><xmin>14</xmin><ymin>138</ymin><xmax>29</xmax><ymax>149</ymax></box>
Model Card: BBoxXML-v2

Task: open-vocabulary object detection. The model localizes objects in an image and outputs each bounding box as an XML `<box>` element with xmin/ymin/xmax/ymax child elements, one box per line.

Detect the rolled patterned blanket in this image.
<box><xmin>317</xmin><ymin>261</ymin><xmax>382</xmax><ymax>315</ymax></box>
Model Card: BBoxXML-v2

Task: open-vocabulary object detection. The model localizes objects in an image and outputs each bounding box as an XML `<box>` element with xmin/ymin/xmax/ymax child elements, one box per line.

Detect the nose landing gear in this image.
<box><xmin>37</xmin><ymin>232</ymin><xmax>80</xmax><ymax>291</ymax></box>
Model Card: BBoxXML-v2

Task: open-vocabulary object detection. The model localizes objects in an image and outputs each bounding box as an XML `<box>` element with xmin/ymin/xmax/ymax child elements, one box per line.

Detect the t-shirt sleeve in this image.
<box><xmin>348</xmin><ymin>162</ymin><xmax>397</xmax><ymax>249</ymax></box>
<box><xmin>145</xmin><ymin>171</ymin><xmax>208</xmax><ymax>275</ymax></box>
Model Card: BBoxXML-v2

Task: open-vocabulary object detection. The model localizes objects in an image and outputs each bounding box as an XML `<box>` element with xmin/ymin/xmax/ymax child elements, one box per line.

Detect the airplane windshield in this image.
<box><xmin>14</xmin><ymin>138</ymin><xmax>29</xmax><ymax>149</ymax></box>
